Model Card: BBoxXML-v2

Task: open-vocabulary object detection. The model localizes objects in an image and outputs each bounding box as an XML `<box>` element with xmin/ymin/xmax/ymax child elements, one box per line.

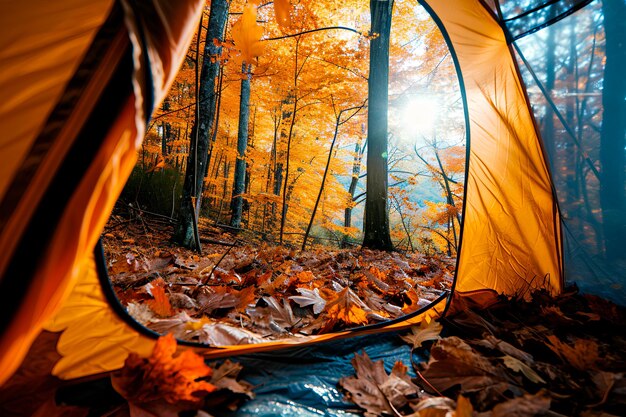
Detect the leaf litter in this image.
<box><xmin>102</xmin><ymin>222</ymin><xmax>453</xmax><ymax>344</ymax></box>
<box><xmin>339</xmin><ymin>290</ymin><xmax>626</xmax><ymax>416</ymax></box>
<box><xmin>103</xmin><ymin>220</ymin><xmax>626</xmax><ymax>417</ymax></box>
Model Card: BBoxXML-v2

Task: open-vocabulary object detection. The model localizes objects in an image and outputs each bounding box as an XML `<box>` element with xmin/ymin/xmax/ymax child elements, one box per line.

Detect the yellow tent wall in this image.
<box><xmin>0</xmin><ymin>0</ymin><xmax>205</xmax><ymax>385</ymax></box>
<box><xmin>421</xmin><ymin>0</ymin><xmax>563</xmax><ymax>299</ymax></box>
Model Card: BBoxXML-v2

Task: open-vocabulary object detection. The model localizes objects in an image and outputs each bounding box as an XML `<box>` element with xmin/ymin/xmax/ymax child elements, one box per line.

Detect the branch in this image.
<box><xmin>265</xmin><ymin>26</ymin><xmax>361</xmax><ymax>41</ymax></box>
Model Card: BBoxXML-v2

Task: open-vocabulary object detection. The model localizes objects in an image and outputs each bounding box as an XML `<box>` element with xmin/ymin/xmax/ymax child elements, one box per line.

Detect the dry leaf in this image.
<box><xmin>490</xmin><ymin>390</ymin><xmax>551</xmax><ymax>417</ymax></box>
<box><xmin>339</xmin><ymin>352</ymin><xmax>419</xmax><ymax>417</ymax></box>
<box><xmin>325</xmin><ymin>287</ymin><xmax>370</xmax><ymax>327</ymax></box>
<box><xmin>147</xmin><ymin>285</ymin><xmax>174</xmax><ymax>317</ymax></box>
<box><xmin>400</xmin><ymin>320</ymin><xmax>443</xmax><ymax>349</ymax></box>
<box><xmin>289</xmin><ymin>287</ymin><xmax>327</xmax><ymax>314</ymax></box>
<box><xmin>501</xmin><ymin>355</ymin><xmax>546</xmax><ymax>384</ymax></box>
<box><xmin>546</xmin><ymin>335</ymin><xmax>599</xmax><ymax>371</ymax></box>
<box><xmin>456</xmin><ymin>395</ymin><xmax>474</xmax><ymax>417</ymax></box>
<box><xmin>472</xmin><ymin>335</ymin><xmax>534</xmax><ymax>363</ymax></box>
<box><xmin>420</xmin><ymin>337</ymin><xmax>510</xmax><ymax>396</ymax></box>
<box><xmin>112</xmin><ymin>334</ymin><xmax>216</xmax><ymax>411</ymax></box>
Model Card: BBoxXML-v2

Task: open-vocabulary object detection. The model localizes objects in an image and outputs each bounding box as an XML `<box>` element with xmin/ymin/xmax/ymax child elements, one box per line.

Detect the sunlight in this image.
<box><xmin>400</xmin><ymin>96</ymin><xmax>441</xmax><ymax>140</ymax></box>
<box><xmin>400</xmin><ymin>96</ymin><xmax>441</xmax><ymax>139</ymax></box>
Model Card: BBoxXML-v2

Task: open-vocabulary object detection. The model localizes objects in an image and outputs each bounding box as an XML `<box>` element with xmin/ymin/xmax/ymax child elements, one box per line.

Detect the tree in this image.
<box><xmin>363</xmin><ymin>0</ymin><xmax>394</xmax><ymax>250</ymax></box>
<box><xmin>600</xmin><ymin>0</ymin><xmax>626</xmax><ymax>261</ymax></box>
<box><xmin>174</xmin><ymin>0</ymin><xmax>230</xmax><ymax>249</ymax></box>
<box><xmin>230</xmin><ymin>64</ymin><xmax>252</xmax><ymax>228</ymax></box>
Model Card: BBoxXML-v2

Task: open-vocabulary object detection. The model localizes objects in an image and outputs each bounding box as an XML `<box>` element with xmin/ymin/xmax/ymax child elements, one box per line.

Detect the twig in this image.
<box><xmin>410</xmin><ymin>348</ymin><xmax>444</xmax><ymax>397</ymax></box>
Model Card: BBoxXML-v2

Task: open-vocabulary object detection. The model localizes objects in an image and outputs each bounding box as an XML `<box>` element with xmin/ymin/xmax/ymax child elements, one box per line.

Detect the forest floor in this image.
<box><xmin>102</xmin><ymin>213</ymin><xmax>455</xmax><ymax>343</ymax></box>
<box><xmin>96</xmin><ymin>212</ymin><xmax>626</xmax><ymax>417</ymax></box>
<box><xmin>14</xmin><ymin>212</ymin><xmax>621</xmax><ymax>416</ymax></box>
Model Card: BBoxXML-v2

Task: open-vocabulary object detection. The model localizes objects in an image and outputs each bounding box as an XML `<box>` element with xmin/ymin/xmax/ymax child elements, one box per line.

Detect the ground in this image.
<box><xmin>1</xmin><ymin>214</ymin><xmax>624</xmax><ymax>417</ymax></box>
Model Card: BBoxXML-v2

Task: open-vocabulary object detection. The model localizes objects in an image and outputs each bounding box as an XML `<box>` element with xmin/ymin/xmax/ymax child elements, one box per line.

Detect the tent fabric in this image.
<box><xmin>512</xmin><ymin>1</ymin><xmax>626</xmax><ymax>305</ymax></box>
<box><xmin>0</xmin><ymin>0</ymin><xmax>204</xmax><ymax>386</ymax></box>
<box><xmin>0</xmin><ymin>0</ymin><xmax>572</xmax><ymax>387</ymax></box>
<box><xmin>498</xmin><ymin>0</ymin><xmax>595</xmax><ymax>40</ymax></box>
<box><xmin>222</xmin><ymin>332</ymin><xmax>416</xmax><ymax>417</ymax></box>
<box><xmin>422</xmin><ymin>0</ymin><xmax>563</xmax><ymax>298</ymax></box>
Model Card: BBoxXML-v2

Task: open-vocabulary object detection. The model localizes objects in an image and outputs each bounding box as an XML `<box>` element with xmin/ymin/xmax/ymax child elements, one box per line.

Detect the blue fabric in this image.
<box><xmin>224</xmin><ymin>331</ymin><xmax>417</xmax><ymax>417</ymax></box>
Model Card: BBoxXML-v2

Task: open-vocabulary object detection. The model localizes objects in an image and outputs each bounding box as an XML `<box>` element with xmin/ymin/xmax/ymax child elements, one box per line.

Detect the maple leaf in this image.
<box><xmin>546</xmin><ymin>335</ymin><xmax>600</xmax><ymax>371</ymax></box>
<box><xmin>339</xmin><ymin>352</ymin><xmax>419</xmax><ymax>417</ymax></box>
<box><xmin>247</xmin><ymin>296</ymin><xmax>299</xmax><ymax>332</ymax></box>
<box><xmin>419</xmin><ymin>336</ymin><xmax>511</xmax><ymax>396</ymax></box>
<box><xmin>209</xmin><ymin>360</ymin><xmax>255</xmax><ymax>396</ymax></box>
<box><xmin>197</xmin><ymin>288</ymin><xmax>238</xmax><ymax>313</ymax></box>
<box><xmin>231</xmin><ymin>3</ymin><xmax>265</xmax><ymax>64</ymax></box>
<box><xmin>289</xmin><ymin>287</ymin><xmax>326</xmax><ymax>314</ymax></box>
<box><xmin>325</xmin><ymin>287</ymin><xmax>369</xmax><ymax>327</ymax></box>
<box><xmin>400</xmin><ymin>319</ymin><xmax>443</xmax><ymax>349</ymax></box>
<box><xmin>197</xmin><ymin>322</ymin><xmax>265</xmax><ymax>345</ymax></box>
<box><xmin>147</xmin><ymin>285</ymin><xmax>174</xmax><ymax>318</ymax></box>
<box><xmin>112</xmin><ymin>334</ymin><xmax>216</xmax><ymax>412</ymax></box>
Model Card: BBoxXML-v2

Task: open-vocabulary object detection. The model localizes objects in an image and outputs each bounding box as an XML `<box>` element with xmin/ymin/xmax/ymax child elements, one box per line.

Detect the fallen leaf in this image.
<box><xmin>112</xmin><ymin>334</ymin><xmax>216</xmax><ymax>412</ymax></box>
<box><xmin>456</xmin><ymin>395</ymin><xmax>474</xmax><ymax>417</ymax></box>
<box><xmin>472</xmin><ymin>334</ymin><xmax>534</xmax><ymax>363</ymax></box>
<box><xmin>501</xmin><ymin>355</ymin><xmax>546</xmax><ymax>384</ymax></box>
<box><xmin>546</xmin><ymin>335</ymin><xmax>599</xmax><ymax>371</ymax></box>
<box><xmin>209</xmin><ymin>360</ymin><xmax>255</xmax><ymax>396</ymax></box>
<box><xmin>147</xmin><ymin>285</ymin><xmax>174</xmax><ymax>317</ymax></box>
<box><xmin>400</xmin><ymin>320</ymin><xmax>443</xmax><ymax>349</ymax></box>
<box><xmin>325</xmin><ymin>287</ymin><xmax>370</xmax><ymax>327</ymax></box>
<box><xmin>408</xmin><ymin>396</ymin><xmax>456</xmax><ymax>416</ymax></box>
<box><xmin>339</xmin><ymin>352</ymin><xmax>419</xmax><ymax>417</ymax></box>
<box><xmin>289</xmin><ymin>287</ymin><xmax>327</xmax><ymax>314</ymax></box>
<box><xmin>419</xmin><ymin>337</ymin><xmax>511</xmax><ymax>397</ymax></box>
<box><xmin>490</xmin><ymin>390</ymin><xmax>551</xmax><ymax>417</ymax></box>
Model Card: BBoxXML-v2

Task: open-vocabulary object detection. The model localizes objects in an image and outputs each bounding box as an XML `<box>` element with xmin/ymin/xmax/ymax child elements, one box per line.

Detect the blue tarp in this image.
<box><xmin>224</xmin><ymin>331</ymin><xmax>419</xmax><ymax>417</ymax></box>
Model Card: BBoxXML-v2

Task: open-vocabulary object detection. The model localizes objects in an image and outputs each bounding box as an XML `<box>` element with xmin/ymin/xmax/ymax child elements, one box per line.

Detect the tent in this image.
<box><xmin>0</xmin><ymin>0</ymin><xmax>623</xmax><ymax>401</ymax></box>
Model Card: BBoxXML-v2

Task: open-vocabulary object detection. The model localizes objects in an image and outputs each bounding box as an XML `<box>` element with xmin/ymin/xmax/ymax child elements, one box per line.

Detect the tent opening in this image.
<box><xmin>100</xmin><ymin>0</ymin><xmax>466</xmax><ymax>347</ymax></box>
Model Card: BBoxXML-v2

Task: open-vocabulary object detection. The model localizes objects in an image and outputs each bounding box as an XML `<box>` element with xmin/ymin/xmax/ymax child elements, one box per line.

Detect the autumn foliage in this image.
<box><xmin>112</xmin><ymin>334</ymin><xmax>215</xmax><ymax>412</ymax></box>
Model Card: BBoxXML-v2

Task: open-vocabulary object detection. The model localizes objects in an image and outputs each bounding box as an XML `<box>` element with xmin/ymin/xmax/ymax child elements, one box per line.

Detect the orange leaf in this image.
<box><xmin>326</xmin><ymin>287</ymin><xmax>369</xmax><ymax>326</ymax></box>
<box><xmin>231</xmin><ymin>3</ymin><xmax>265</xmax><ymax>64</ymax></box>
<box><xmin>112</xmin><ymin>334</ymin><xmax>216</xmax><ymax>407</ymax></box>
<box><xmin>147</xmin><ymin>285</ymin><xmax>174</xmax><ymax>317</ymax></box>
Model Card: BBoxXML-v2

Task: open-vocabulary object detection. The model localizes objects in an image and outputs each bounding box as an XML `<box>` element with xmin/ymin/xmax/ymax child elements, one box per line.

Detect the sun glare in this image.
<box><xmin>399</xmin><ymin>96</ymin><xmax>441</xmax><ymax>140</ymax></box>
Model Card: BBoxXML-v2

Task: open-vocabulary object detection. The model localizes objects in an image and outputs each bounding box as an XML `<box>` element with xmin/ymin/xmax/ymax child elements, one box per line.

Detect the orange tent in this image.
<box><xmin>0</xmin><ymin>0</ymin><xmax>621</xmax><ymax>392</ymax></box>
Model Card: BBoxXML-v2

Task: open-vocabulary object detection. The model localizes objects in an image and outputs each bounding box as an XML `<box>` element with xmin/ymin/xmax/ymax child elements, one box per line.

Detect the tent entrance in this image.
<box><xmin>99</xmin><ymin>0</ymin><xmax>465</xmax><ymax>349</ymax></box>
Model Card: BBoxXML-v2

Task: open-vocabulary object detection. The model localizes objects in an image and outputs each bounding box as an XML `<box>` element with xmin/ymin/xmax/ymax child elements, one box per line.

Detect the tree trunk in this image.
<box><xmin>230</xmin><ymin>65</ymin><xmax>252</xmax><ymax>228</ymax></box>
<box><xmin>344</xmin><ymin>139</ymin><xmax>365</xmax><ymax>247</ymax></box>
<box><xmin>161</xmin><ymin>98</ymin><xmax>171</xmax><ymax>156</ymax></box>
<box><xmin>174</xmin><ymin>0</ymin><xmax>229</xmax><ymax>248</ymax></box>
<box><xmin>363</xmin><ymin>0</ymin><xmax>394</xmax><ymax>251</ymax></box>
<box><xmin>600</xmin><ymin>0</ymin><xmax>626</xmax><ymax>261</ymax></box>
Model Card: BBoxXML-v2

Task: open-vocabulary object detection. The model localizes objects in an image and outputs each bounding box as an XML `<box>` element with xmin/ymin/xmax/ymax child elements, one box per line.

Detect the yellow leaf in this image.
<box><xmin>231</xmin><ymin>3</ymin><xmax>265</xmax><ymax>64</ymax></box>
<box><xmin>400</xmin><ymin>319</ymin><xmax>442</xmax><ymax>349</ymax></box>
